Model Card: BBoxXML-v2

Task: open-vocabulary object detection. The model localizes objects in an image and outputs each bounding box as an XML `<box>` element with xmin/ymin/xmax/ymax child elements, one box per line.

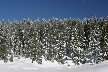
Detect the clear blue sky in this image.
<box><xmin>0</xmin><ymin>0</ymin><xmax>108</xmax><ymax>21</ymax></box>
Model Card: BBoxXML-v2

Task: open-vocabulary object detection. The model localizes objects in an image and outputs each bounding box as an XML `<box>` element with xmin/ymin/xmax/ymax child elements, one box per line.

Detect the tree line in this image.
<box><xmin>0</xmin><ymin>16</ymin><xmax>108</xmax><ymax>65</ymax></box>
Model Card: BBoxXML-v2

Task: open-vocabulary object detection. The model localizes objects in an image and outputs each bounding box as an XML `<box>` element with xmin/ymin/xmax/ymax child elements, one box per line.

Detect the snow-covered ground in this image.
<box><xmin>0</xmin><ymin>57</ymin><xmax>108</xmax><ymax>72</ymax></box>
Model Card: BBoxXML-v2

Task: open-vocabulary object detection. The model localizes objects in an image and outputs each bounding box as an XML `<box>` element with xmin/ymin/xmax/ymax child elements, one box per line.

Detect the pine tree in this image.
<box><xmin>0</xmin><ymin>23</ymin><xmax>8</xmax><ymax>62</ymax></box>
<box><xmin>89</xmin><ymin>16</ymin><xmax>102</xmax><ymax>64</ymax></box>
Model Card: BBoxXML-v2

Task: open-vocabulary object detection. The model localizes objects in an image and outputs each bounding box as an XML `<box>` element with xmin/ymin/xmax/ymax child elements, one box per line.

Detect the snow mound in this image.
<box><xmin>0</xmin><ymin>57</ymin><xmax>108</xmax><ymax>72</ymax></box>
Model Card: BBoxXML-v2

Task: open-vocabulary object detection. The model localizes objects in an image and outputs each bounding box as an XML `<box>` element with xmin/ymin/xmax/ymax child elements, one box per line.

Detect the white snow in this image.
<box><xmin>0</xmin><ymin>57</ymin><xmax>108</xmax><ymax>72</ymax></box>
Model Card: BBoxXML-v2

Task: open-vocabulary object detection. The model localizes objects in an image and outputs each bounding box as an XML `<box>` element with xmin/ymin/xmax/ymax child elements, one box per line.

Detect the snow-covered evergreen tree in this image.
<box><xmin>0</xmin><ymin>16</ymin><xmax>108</xmax><ymax>65</ymax></box>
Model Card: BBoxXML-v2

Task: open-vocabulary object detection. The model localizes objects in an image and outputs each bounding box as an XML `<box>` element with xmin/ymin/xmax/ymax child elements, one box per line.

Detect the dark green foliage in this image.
<box><xmin>0</xmin><ymin>16</ymin><xmax>108</xmax><ymax>65</ymax></box>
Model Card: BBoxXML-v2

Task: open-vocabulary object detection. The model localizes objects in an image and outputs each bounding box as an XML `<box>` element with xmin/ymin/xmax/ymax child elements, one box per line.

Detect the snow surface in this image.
<box><xmin>0</xmin><ymin>57</ymin><xmax>108</xmax><ymax>72</ymax></box>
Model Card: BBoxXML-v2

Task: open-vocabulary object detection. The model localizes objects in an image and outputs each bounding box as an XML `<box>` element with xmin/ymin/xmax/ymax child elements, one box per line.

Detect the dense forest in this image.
<box><xmin>0</xmin><ymin>16</ymin><xmax>108</xmax><ymax>65</ymax></box>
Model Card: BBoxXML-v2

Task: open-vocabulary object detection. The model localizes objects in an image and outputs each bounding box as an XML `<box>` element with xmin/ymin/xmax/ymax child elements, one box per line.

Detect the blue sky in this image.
<box><xmin>0</xmin><ymin>0</ymin><xmax>108</xmax><ymax>21</ymax></box>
